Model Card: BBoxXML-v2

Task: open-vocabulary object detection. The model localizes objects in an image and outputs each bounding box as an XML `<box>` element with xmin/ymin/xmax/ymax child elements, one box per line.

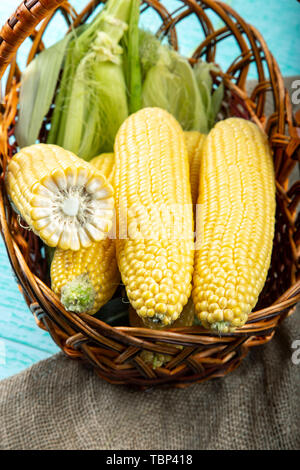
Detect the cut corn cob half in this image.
<box><xmin>5</xmin><ymin>144</ymin><xmax>114</xmax><ymax>250</ymax></box>
<box><xmin>114</xmin><ymin>107</ymin><xmax>194</xmax><ymax>327</ymax></box>
<box><xmin>184</xmin><ymin>131</ymin><xmax>206</xmax><ymax>206</ymax></box>
<box><xmin>51</xmin><ymin>239</ymin><xmax>120</xmax><ymax>315</ymax></box>
<box><xmin>51</xmin><ymin>152</ymin><xmax>120</xmax><ymax>315</ymax></box>
<box><xmin>192</xmin><ymin>118</ymin><xmax>276</xmax><ymax>333</ymax></box>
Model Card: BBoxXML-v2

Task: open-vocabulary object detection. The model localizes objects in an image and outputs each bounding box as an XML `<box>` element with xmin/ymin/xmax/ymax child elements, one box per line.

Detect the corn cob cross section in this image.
<box><xmin>6</xmin><ymin>144</ymin><xmax>114</xmax><ymax>251</ymax></box>
<box><xmin>192</xmin><ymin>118</ymin><xmax>276</xmax><ymax>333</ymax></box>
<box><xmin>114</xmin><ymin>107</ymin><xmax>194</xmax><ymax>327</ymax></box>
<box><xmin>51</xmin><ymin>152</ymin><xmax>120</xmax><ymax>315</ymax></box>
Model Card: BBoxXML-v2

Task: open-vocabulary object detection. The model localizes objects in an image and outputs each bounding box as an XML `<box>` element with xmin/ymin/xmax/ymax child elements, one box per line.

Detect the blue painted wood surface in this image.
<box><xmin>0</xmin><ymin>0</ymin><xmax>299</xmax><ymax>379</ymax></box>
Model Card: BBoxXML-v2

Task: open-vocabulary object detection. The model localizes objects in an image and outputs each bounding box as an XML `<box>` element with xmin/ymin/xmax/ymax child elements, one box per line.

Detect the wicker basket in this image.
<box><xmin>0</xmin><ymin>0</ymin><xmax>299</xmax><ymax>389</ymax></box>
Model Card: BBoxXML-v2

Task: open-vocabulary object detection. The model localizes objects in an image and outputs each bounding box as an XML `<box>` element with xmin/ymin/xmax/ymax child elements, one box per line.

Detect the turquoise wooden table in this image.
<box><xmin>0</xmin><ymin>0</ymin><xmax>300</xmax><ymax>379</ymax></box>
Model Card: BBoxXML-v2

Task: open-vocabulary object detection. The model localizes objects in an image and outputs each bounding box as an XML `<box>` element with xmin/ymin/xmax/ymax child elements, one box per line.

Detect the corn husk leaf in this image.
<box><xmin>140</xmin><ymin>30</ymin><xmax>208</xmax><ymax>133</ymax></box>
<box><xmin>139</xmin><ymin>29</ymin><xmax>160</xmax><ymax>76</ymax></box>
<box><xmin>209</xmin><ymin>81</ymin><xmax>224</xmax><ymax>127</ymax></box>
<box><xmin>47</xmin><ymin>39</ymin><xmax>77</xmax><ymax>146</ymax></box>
<box><xmin>193</xmin><ymin>60</ymin><xmax>216</xmax><ymax>95</ymax></box>
<box><xmin>15</xmin><ymin>33</ymin><xmax>73</xmax><ymax>148</ymax></box>
<box><xmin>193</xmin><ymin>60</ymin><xmax>224</xmax><ymax>130</ymax></box>
<box><xmin>48</xmin><ymin>0</ymin><xmax>132</xmax><ymax>160</ymax></box>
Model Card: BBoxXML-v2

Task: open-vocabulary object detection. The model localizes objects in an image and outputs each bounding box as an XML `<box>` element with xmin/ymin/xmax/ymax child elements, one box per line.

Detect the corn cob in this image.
<box><xmin>114</xmin><ymin>107</ymin><xmax>194</xmax><ymax>327</ymax></box>
<box><xmin>192</xmin><ymin>118</ymin><xmax>276</xmax><ymax>333</ymax></box>
<box><xmin>92</xmin><ymin>140</ymin><xmax>204</xmax><ymax>207</ymax></box>
<box><xmin>5</xmin><ymin>144</ymin><xmax>114</xmax><ymax>250</ymax></box>
<box><xmin>92</xmin><ymin>143</ymin><xmax>204</xmax><ymax>207</ymax></box>
<box><xmin>51</xmin><ymin>152</ymin><xmax>120</xmax><ymax>315</ymax></box>
<box><xmin>184</xmin><ymin>131</ymin><xmax>206</xmax><ymax>206</ymax></box>
<box><xmin>90</xmin><ymin>153</ymin><xmax>115</xmax><ymax>184</ymax></box>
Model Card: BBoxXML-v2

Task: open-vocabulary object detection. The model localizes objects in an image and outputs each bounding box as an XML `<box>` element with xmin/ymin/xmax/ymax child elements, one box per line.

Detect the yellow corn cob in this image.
<box><xmin>193</xmin><ymin>118</ymin><xmax>276</xmax><ymax>333</ymax></box>
<box><xmin>51</xmin><ymin>239</ymin><xmax>120</xmax><ymax>314</ymax></box>
<box><xmin>51</xmin><ymin>152</ymin><xmax>120</xmax><ymax>315</ymax></box>
<box><xmin>5</xmin><ymin>144</ymin><xmax>114</xmax><ymax>250</ymax></box>
<box><xmin>90</xmin><ymin>153</ymin><xmax>115</xmax><ymax>185</ymax></box>
<box><xmin>114</xmin><ymin>107</ymin><xmax>194</xmax><ymax>327</ymax></box>
<box><xmin>184</xmin><ymin>131</ymin><xmax>206</xmax><ymax>206</ymax></box>
<box><xmin>92</xmin><ymin>143</ymin><xmax>204</xmax><ymax>207</ymax></box>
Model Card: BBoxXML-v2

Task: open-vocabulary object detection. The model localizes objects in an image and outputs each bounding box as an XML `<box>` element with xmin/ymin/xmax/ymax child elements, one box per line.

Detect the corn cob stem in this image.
<box><xmin>61</xmin><ymin>274</ymin><xmax>95</xmax><ymax>313</ymax></box>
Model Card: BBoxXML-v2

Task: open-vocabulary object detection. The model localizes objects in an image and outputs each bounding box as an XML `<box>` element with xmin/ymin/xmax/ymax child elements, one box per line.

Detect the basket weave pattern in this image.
<box><xmin>0</xmin><ymin>0</ymin><xmax>299</xmax><ymax>388</ymax></box>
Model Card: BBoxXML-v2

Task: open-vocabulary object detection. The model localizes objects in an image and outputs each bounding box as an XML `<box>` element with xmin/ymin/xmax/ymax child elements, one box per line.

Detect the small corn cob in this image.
<box><xmin>140</xmin><ymin>350</ymin><xmax>173</xmax><ymax>369</ymax></box>
<box><xmin>130</xmin><ymin>299</ymin><xmax>195</xmax><ymax>369</ymax></box>
<box><xmin>5</xmin><ymin>144</ymin><xmax>114</xmax><ymax>251</ymax></box>
<box><xmin>192</xmin><ymin>118</ymin><xmax>276</xmax><ymax>333</ymax></box>
<box><xmin>51</xmin><ymin>239</ymin><xmax>120</xmax><ymax>314</ymax></box>
<box><xmin>114</xmin><ymin>107</ymin><xmax>194</xmax><ymax>327</ymax></box>
<box><xmin>90</xmin><ymin>153</ymin><xmax>115</xmax><ymax>185</ymax></box>
<box><xmin>51</xmin><ymin>152</ymin><xmax>120</xmax><ymax>315</ymax></box>
<box><xmin>184</xmin><ymin>131</ymin><xmax>206</xmax><ymax>206</ymax></box>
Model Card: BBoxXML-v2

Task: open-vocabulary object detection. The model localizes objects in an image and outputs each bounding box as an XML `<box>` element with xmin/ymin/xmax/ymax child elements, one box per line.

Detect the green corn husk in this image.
<box><xmin>15</xmin><ymin>32</ymin><xmax>75</xmax><ymax>148</ymax></box>
<box><xmin>48</xmin><ymin>0</ymin><xmax>132</xmax><ymax>160</ymax></box>
<box><xmin>140</xmin><ymin>30</ymin><xmax>208</xmax><ymax>133</ymax></box>
<box><xmin>47</xmin><ymin>38</ymin><xmax>78</xmax><ymax>147</ymax></box>
<box><xmin>193</xmin><ymin>60</ymin><xmax>224</xmax><ymax>129</ymax></box>
<box><xmin>140</xmin><ymin>30</ymin><xmax>224</xmax><ymax>133</ymax></box>
<box><xmin>210</xmin><ymin>80</ymin><xmax>224</xmax><ymax>127</ymax></box>
<box><xmin>122</xmin><ymin>0</ymin><xmax>142</xmax><ymax>114</ymax></box>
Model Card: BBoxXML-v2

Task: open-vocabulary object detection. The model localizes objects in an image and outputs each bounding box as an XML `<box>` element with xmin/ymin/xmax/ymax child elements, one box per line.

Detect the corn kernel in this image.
<box><xmin>152</xmin><ymin>269</ymin><xmax>163</xmax><ymax>283</ymax></box>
